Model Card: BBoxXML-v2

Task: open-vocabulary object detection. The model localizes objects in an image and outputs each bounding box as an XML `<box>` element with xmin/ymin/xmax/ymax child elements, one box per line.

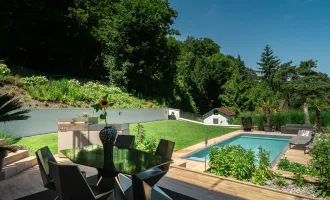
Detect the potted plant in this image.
<box><xmin>241</xmin><ymin>117</ymin><xmax>253</xmax><ymax>131</ymax></box>
<box><xmin>0</xmin><ymin>144</ymin><xmax>20</xmax><ymax>172</ymax></box>
<box><xmin>91</xmin><ymin>95</ymin><xmax>117</xmax><ymax>149</ymax></box>
<box><xmin>259</xmin><ymin>99</ymin><xmax>277</xmax><ymax>132</ymax></box>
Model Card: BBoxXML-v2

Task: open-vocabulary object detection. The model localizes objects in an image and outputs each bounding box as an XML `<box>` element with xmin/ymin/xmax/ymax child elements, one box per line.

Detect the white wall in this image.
<box><xmin>168</xmin><ymin>108</ymin><xmax>180</xmax><ymax>120</ymax></box>
<box><xmin>203</xmin><ymin>114</ymin><xmax>230</xmax><ymax>125</ymax></box>
<box><xmin>1</xmin><ymin>108</ymin><xmax>169</xmax><ymax>138</ymax></box>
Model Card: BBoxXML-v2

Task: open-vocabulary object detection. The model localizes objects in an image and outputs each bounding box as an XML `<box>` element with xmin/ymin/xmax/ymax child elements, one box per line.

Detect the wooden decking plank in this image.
<box><xmin>167</xmin><ymin>167</ymin><xmax>316</xmax><ymax>200</ymax></box>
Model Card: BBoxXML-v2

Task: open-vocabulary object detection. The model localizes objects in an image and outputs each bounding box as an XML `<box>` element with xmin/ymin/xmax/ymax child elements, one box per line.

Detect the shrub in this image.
<box><xmin>0</xmin><ymin>64</ymin><xmax>11</xmax><ymax>76</ymax></box>
<box><xmin>293</xmin><ymin>172</ymin><xmax>306</xmax><ymax>187</ymax></box>
<box><xmin>232</xmin><ymin>109</ymin><xmax>330</xmax><ymax>130</ymax></box>
<box><xmin>277</xmin><ymin>157</ymin><xmax>319</xmax><ymax>176</ymax></box>
<box><xmin>252</xmin><ymin>147</ymin><xmax>273</xmax><ymax>185</ymax></box>
<box><xmin>310</xmin><ymin>134</ymin><xmax>330</xmax><ymax>197</ymax></box>
<box><xmin>277</xmin><ymin>157</ymin><xmax>290</xmax><ymax>170</ymax></box>
<box><xmin>21</xmin><ymin>75</ymin><xmax>48</xmax><ymax>86</ymax></box>
<box><xmin>209</xmin><ymin>145</ymin><xmax>256</xmax><ymax>181</ymax></box>
<box><xmin>134</xmin><ymin>123</ymin><xmax>158</xmax><ymax>153</ymax></box>
<box><xmin>273</xmin><ymin>173</ymin><xmax>287</xmax><ymax>188</ymax></box>
<box><xmin>0</xmin><ymin>130</ymin><xmax>18</xmax><ymax>145</ymax></box>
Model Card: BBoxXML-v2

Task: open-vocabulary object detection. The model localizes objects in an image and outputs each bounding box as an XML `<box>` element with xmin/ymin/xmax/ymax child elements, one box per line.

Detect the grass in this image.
<box><xmin>6</xmin><ymin>120</ymin><xmax>237</xmax><ymax>155</ymax></box>
<box><xmin>13</xmin><ymin>133</ymin><xmax>58</xmax><ymax>155</ymax></box>
<box><xmin>130</xmin><ymin>120</ymin><xmax>238</xmax><ymax>151</ymax></box>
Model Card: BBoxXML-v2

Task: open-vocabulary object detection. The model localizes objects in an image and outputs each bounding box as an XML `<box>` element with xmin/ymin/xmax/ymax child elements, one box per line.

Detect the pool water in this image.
<box><xmin>183</xmin><ymin>134</ymin><xmax>292</xmax><ymax>166</ymax></box>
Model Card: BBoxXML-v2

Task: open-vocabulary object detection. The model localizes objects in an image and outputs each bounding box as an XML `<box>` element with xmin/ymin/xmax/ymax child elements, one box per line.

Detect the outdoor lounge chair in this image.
<box><xmin>48</xmin><ymin>161</ymin><xmax>113</xmax><ymax>200</ymax></box>
<box><xmin>289</xmin><ymin>130</ymin><xmax>312</xmax><ymax>150</ymax></box>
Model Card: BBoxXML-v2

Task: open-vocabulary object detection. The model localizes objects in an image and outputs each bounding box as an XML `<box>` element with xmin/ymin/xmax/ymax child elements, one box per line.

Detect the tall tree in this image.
<box><xmin>70</xmin><ymin>0</ymin><xmax>179</xmax><ymax>97</ymax></box>
<box><xmin>257</xmin><ymin>45</ymin><xmax>281</xmax><ymax>87</ymax></box>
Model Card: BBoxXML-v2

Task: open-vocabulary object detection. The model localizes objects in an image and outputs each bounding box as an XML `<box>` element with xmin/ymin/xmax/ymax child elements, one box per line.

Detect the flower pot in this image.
<box><xmin>241</xmin><ymin>117</ymin><xmax>252</xmax><ymax>131</ymax></box>
<box><xmin>0</xmin><ymin>150</ymin><xmax>8</xmax><ymax>173</ymax></box>
<box><xmin>263</xmin><ymin>124</ymin><xmax>273</xmax><ymax>132</ymax></box>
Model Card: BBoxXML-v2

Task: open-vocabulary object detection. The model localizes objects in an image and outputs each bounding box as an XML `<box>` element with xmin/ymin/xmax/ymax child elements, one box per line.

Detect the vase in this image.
<box><xmin>99</xmin><ymin>126</ymin><xmax>117</xmax><ymax>170</ymax></box>
<box><xmin>99</xmin><ymin>126</ymin><xmax>118</xmax><ymax>148</ymax></box>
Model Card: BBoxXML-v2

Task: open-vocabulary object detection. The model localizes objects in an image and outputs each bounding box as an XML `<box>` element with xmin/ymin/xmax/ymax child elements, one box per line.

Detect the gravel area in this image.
<box><xmin>265</xmin><ymin>179</ymin><xmax>327</xmax><ymax>200</ymax></box>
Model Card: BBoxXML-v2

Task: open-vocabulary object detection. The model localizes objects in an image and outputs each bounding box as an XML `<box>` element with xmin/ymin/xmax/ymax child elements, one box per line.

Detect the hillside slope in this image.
<box><xmin>0</xmin><ymin>66</ymin><xmax>161</xmax><ymax>109</ymax></box>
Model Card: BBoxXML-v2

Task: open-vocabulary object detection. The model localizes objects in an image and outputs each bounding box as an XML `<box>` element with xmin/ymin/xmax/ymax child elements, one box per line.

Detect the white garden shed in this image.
<box><xmin>203</xmin><ymin>107</ymin><xmax>235</xmax><ymax>125</ymax></box>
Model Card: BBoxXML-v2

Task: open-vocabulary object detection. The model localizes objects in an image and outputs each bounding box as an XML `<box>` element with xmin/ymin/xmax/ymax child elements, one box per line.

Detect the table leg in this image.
<box><xmin>132</xmin><ymin>174</ymin><xmax>152</xmax><ymax>200</ymax></box>
<box><xmin>97</xmin><ymin>168</ymin><xmax>118</xmax><ymax>190</ymax></box>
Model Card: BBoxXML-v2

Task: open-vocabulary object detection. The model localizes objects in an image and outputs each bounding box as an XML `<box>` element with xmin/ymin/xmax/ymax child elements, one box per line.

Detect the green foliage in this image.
<box><xmin>273</xmin><ymin>173</ymin><xmax>287</xmax><ymax>188</ymax></box>
<box><xmin>310</xmin><ymin>134</ymin><xmax>330</xmax><ymax>197</ymax></box>
<box><xmin>23</xmin><ymin>78</ymin><xmax>160</xmax><ymax>108</ymax></box>
<box><xmin>209</xmin><ymin>145</ymin><xmax>256</xmax><ymax>181</ymax></box>
<box><xmin>256</xmin><ymin>45</ymin><xmax>281</xmax><ymax>87</ymax></box>
<box><xmin>0</xmin><ymin>130</ymin><xmax>18</xmax><ymax>145</ymax></box>
<box><xmin>277</xmin><ymin>157</ymin><xmax>319</xmax><ymax>176</ymax></box>
<box><xmin>231</xmin><ymin>109</ymin><xmax>330</xmax><ymax>130</ymax></box>
<box><xmin>252</xmin><ymin>147</ymin><xmax>273</xmax><ymax>185</ymax></box>
<box><xmin>21</xmin><ymin>76</ymin><xmax>48</xmax><ymax>86</ymax></box>
<box><xmin>292</xmin><ymin>172</ymin><xmax>306</xmax><ymax>187</ymax></box>
<box><xmin>0</xmin><ymin>64</ymin><xmax>11</xmax><ymax>76</ymax></box>
<box><xmin>0</xmin><ymin>93</ymin><xmax>30</xmax><ymax>123</ymax></box>
<box><xmin>134</xmin><ymin>123</ymin><xmax>157</xmax><ymax>153</ymax></box>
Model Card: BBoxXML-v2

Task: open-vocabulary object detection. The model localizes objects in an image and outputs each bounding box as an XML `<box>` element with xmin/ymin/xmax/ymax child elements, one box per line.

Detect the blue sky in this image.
<box><xmin>169</xmin><ymin>0</ymin><xmax>330</xmax><ymax>75</ymax></box>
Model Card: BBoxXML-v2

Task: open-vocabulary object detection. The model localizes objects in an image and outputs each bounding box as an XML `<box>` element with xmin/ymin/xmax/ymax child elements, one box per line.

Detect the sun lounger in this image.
<box><xmin>289</xmin><ymin>130</ymin><xmax>312</xmax><ymax>150</ymax></box>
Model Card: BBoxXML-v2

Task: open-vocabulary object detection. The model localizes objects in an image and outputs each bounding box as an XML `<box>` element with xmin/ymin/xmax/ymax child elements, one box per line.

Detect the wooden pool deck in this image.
<box><xmin>172</xmin><ymin>130</ymin><xmax>312</xmax><ymax>172</ymax></box>
<box><xmin>0</xmin><ymin>130</ymin><xmax>315</xmax><ymax>200</ymax></box>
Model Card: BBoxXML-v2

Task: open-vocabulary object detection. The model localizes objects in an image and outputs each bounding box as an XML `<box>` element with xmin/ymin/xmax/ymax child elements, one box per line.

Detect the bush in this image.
<box><xmin>0</xmin><ymin>130</ymin><xmax>18</xmax><ymax>145</ymax></box>
<box><xmin>232</xmin><ymin>109</ymin><xmax>330</xmax><ymax>130</ymax></box>
<box><xmin>293</xmin><ymin>172</ymin><xmax>306</xmax><ymax>187</ymax></box>
<box><xmin>0</xmin><ymin>64</ymin><xmax>11</xmax><ymax>76</ymax></box>
<box><xmin>277</xmin><ymin>157</ymin><xmax>319</xmax><ymax>176</ymax></box>
<box><xmin>273</xmin><ymin>173</ymin><xmax>287</xmax><ymax>188</ymax></box>
<box><xmin>21</xmin><ymin>75</ymin><xmax>48</xmax><ymax>86</ymax></box>
<box><xmin>252</xmin><ymin>147</ymin><xmax>273</xmax><ymax>185</ymax></box>
<box><xmin>22</xmin><ymin>78</ymin><xmax>160</xmax><ymax>108</ymax></box>
<box><xmin>310</xmin><ymin>134</ymin><xmax>330</xmax><ymax>197</ymax></box>
<box><xmin>134</xmin><ymin>123</ymin><xmax>158</xmax><ymax>153</ymax></box>
<box><xmin>209</xmin><ymin>145</ymin><xmax>256</xmax><ymax>181</ymax></box>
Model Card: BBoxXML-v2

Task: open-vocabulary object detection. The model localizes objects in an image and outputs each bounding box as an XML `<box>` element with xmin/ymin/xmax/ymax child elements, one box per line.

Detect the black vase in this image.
<box><xmin>99</xmin><ymin>127</ymin><xmax>117</xmax><ymax>169</ymax></box>
<box><xmin>99</xmin><ymin>126</ymin><xmax>118</xmax><ymax>148</ymax></box>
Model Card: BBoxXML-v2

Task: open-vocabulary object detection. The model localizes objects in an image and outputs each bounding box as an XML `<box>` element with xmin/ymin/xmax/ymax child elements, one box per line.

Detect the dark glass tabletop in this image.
<box><xmin>61</xmin><ymin>145</ymin><xmax>172</xmax><ymax>175</ymax></box>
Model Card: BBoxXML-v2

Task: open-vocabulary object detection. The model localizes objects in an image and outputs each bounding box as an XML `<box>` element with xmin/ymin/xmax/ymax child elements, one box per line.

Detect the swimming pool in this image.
<box><xmin>183</xmin><ymin>134</ymin><xmax>293</xmax><ymax>167</ymax></box>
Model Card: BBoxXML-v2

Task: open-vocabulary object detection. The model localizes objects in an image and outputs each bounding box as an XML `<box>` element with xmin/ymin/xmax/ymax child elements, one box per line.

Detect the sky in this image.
<box><xmin>169</xmin><ymin>0</ymin><xmax>330</xmax><ymax>75</ymax></box>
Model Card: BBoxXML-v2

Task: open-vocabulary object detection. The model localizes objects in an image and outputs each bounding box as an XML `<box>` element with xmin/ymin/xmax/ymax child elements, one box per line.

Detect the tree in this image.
<box><xmin>0</xmin><ymin>94</ymin><xmax>30</xmax><ymax>123</ymax></box>
<box><xmin>70</xmin><ymin>0</ymin><xmax>179</xmax><ymax>97</ymax></box>
<box><xmin>307</xmin><ymin>97</ymin><xmax>330</xmax><ymax>132</ymax></box>
<box><xmin>257</xmin><ymin>45</ymin><xmax>281</xmax><ymax>87</ymax></box>
<box><xmin>220</xmin><ymin>56</ymin><xmax>256</xmax><ymax>112</ymax></box>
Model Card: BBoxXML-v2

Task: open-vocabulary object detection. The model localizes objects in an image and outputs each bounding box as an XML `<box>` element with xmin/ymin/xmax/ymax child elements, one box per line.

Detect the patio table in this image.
<box><xmin>61</xmin><ymin>145</ymin><xmax>172</xmax><ymax>200</ymax></box>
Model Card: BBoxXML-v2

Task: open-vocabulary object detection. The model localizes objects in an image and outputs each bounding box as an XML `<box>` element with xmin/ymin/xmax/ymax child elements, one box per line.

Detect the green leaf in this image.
<box><xmin>100</xmin><ymin>113</ymin><xmax>105</xmax><ymax>120</ymax></box>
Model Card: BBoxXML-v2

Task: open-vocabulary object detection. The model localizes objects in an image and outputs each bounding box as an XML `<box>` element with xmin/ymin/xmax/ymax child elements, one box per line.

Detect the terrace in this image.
<box><xmin>0</xmin><ymin>107</ymin><xmax>329</xmax><ymax>200</ymax></box>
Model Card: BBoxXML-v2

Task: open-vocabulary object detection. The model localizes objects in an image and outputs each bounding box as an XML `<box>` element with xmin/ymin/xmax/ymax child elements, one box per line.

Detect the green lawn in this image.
<box><xmin>13</xmin><ymin>120</ymin><xmax>237</xmax><ymax>155</ymax></box>
<box><xmin>14</xmin><ymin>133</ymin><xmax>58</xmax><ymax>155</ymax></box>
<box><xmin>130</xmin><ymin>120</ymin><xmax>238</xmax><ymax>151</ymax></box>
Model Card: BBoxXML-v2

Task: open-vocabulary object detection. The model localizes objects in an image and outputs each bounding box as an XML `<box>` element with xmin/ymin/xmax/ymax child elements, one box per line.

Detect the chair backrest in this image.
<box><xmin>297</xmin><ymin>130</ymin><xmax>312</xmax><ymax>140</ymax></box>
<box><xmin>155</xmin><ymin>139</ymin><xmax>175</xmax><ymax>171</ymax></box>
<box><xmin>115</xmin><ymin>135</ymin><xmax>135</xmax><ymax>149</ymax></box>
<box><xmin>48</xmin><ymin>161</ymin><xmax>95</xmax><ymax>200</ymax></box>
<box><xmin>35</xmin><ymin>146</ymin><xmax>57</xmax><ymax>188</ymax></box>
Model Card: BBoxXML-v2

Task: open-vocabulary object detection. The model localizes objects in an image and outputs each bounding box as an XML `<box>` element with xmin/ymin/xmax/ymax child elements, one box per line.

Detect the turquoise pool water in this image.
<box><xmin>183</xmin><ymin>134</ymin><xmax>292</xmax><ymax>166</ymax></box>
